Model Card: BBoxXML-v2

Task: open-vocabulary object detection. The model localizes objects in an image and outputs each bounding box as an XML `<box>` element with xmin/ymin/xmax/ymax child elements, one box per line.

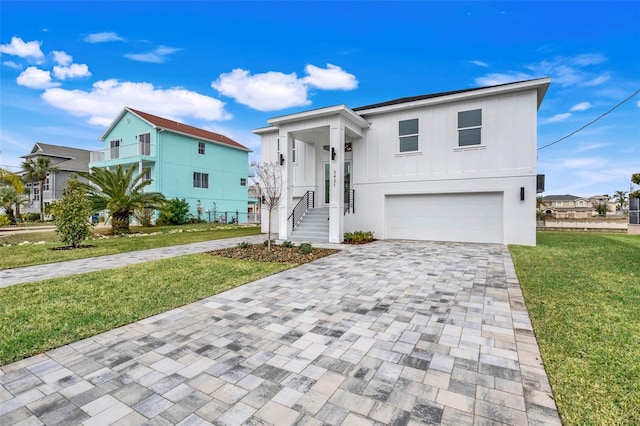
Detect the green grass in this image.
<box><xmin>0</xmin><ymin>254</ymin><xmax>292</xmax><ymax>365</ymax></box>
<box><xmin>510</xmin><ymin>232</ymin><xmax>640</xmax><ymax>426</ymax></box>
<box><xmin>0</xmin><ymin>223</ymin><xmax>260</xmax><ymax>270</ymax></box>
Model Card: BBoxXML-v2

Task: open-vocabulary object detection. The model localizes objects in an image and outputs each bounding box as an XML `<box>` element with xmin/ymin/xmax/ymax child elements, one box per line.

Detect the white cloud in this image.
<box><xmin>470</xmin><ymin>60</ymin><xmax>489</xmax><ymax>67</ymax></box>
<box><xmin>0</xmin><ymin>36</ymin><xmax>45</xmax><ymax>61</ymax></box>
<box><xmin>52</xmin><ymin>50</ymin><xmax>72</xmax><ymax>66</ymax></box>
<box><xmin>53</xmin><ymin>63</ymin><xmax>91</xmax><ymax>80</ymax></box>
<box><xmin>124</xmin><ymin>46</ymin><xmax>181</xmax><ymax>63</ymax></box>
<box><xmin>16</xmin><ymin>67</ymin><xmax>60</xmax><ymax>89</ymax></box>
<box><xmin>84</xmin><ymin>32</ymin><xmax>124</xmax><ymax>43</ymax></box>
<box><xmin>637</xmin><ymin>100</ymin><xmax>640</xmax><ymax>108</ymax></box>
<box><xmin>41</xmin><ymin>79</ymin><xmax>230</xmax><ymax>127</ymax></box>
<box><xmin>302</xmin><ymin>64</ymin><xmax>358</xmax><ymax>90</ymax></box>
<box><xmin>563</xmin><ymin>157</ymin><xmax>603</xmax><ymax>168</ymax></box>
<box><xmin>213</xmin><ymin>64</ymin><xmax>358</xmax><ymax>111</ymax></box>
<box><xmin>528</xmin><ymin>54</ymin><xmax>610</xmax><ymax>87</ymax></box>
<box><xmin>570</xmin><ymin>102</ymin><xmax>592</xmax><ymax>112</ymax></box>
<box><xmin>212</xmin><ymin>69</ymin><xmax>309</xmax><ymax>111</ymax></box>
<box><xmin>474</xmin><ymin>72</ymin><xmax>534</xmax><ymax>86</ymax></box>
<box><xmin>3</xmin><ymin>60</ymin><xmax>22</xmax><ymax>69</ymax></box>
<box><xmin>575</xmin><ymin>142</ymin><xmax>607</xmax><ymax>153</ymax></box>
<box><xmin>582</xmin><ymin>73</ymin><xmax>610</xmax><ymax>87</ymax></box>
<box><xmin>572</xmin><ymin>53</ymin><xmax>607</xmax><ymax>66</ymax></box>
<box><xmin>542</xmin><ymin>113</ymin><xmax>572</xmax><ymax>124</ymax></box>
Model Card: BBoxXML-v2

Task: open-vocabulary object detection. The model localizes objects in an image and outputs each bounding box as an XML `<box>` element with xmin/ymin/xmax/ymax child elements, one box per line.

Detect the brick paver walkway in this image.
<box><xmin>0</xmin><ymin>239</ymin><xmax>561</xmax><ymax>425</ymax></box>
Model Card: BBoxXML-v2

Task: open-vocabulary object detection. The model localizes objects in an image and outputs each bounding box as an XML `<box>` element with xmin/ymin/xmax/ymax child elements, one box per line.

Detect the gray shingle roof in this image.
<box><xmin>21</xmin><ymin>143</ymin><xmax>90</xmax><ymax>172</ymax></box>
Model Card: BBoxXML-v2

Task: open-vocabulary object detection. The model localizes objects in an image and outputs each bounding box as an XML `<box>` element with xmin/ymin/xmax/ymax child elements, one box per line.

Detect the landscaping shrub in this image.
<box><xmin>0</xmin><ymin>215</ymin><xmax>10</xmax><ymax>226</ymax></box>
<box><xmin>238</xmin><ymin>241</ymin><xmax>251</xmax><ymax>249</ymax></box>
<box><xmin>133</xmin><ymin>207</ymin><xmax>155</xmax><ymax>227</ymax></box>
<box><xmin>343</xmin><ymin>230</ymin><xmax>375</xmax><ymax>244</ymax></box>
<box><xmin>263</xmin><ymin>239</ymin><xmax>276</xmax><ymax>247</ymax></box>
<box><xmin>157</xmin><ymin>198</ymin><xmax>190</xmax><ymax>225</ymax></box>
<box><xmin>281</xmin><ymin>240</ymin><xmax>294</xmax><ymax>248</ymax></box>
<box><xmin>299</xmin><ymin>242</ymin><xmax>313</xmax><ymax>254</ymax></box>
<box><xmin>24</xmin><ymin>213</ymin><xmax>41</xmax><ymax>222</ymax></box>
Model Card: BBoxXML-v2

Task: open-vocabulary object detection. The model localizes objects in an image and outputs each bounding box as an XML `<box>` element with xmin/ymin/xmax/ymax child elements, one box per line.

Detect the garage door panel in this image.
<box><xmin>386</xmin><ymin>193</ymin><xmax>503</xmax><ymax>244</ymax></box>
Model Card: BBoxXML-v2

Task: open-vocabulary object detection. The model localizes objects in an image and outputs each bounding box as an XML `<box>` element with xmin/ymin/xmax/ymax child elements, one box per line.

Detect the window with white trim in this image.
<box><xmin>399</xmin><ymin>119</ymin><xmax>419</xmax><ymax>152</ymax></box>
<box><xmin>32</xmin><ymin>183</ymin><xmax>40</xmax><ymax>202</ymax></box>
<box><xmin>292</xmin><ymin>140</ymin><xmax>297</xmax><ymax>163</ymax></box>
<box><xmin>139</xmin><ymin>132</ymin><xmax>151</xmax><ymax>155</ymax></box>
<box><xmin>458</xmin><ymin>109</ymin><xmax>482</xmax><ymax>146</ymax></box>
<box><xmin>110</xmin><ymin>139</ymin><xmax>120</xmax><ymax>159</ymax></box>
<box><xmin>43</xmin><ymin>176</ymin><xmax>50</xmax><ymax>192</ymax></box>
<box><xmin>193</xmin><ymin>172</ymin><xmax>209</xmax><ymax>188</ymax></box>
<box><xmin>198</xmin><ymin>142</ymin><xmax>205</xmax><ymax>155</ymax></box>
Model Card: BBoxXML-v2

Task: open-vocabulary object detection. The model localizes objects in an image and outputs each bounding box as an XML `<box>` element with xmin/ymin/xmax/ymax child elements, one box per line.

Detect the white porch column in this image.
<box><xmin>329</xmin><ymin>121</ymin><xmax>345</xmax><ymax>243</ymax></box>
<box><xmin>278</xmin><ymin>132</ymin><xmax>294</xmax><ymax>240</ymax></box>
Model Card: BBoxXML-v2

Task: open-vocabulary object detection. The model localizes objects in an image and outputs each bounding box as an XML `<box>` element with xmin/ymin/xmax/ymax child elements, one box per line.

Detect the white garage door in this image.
<box><xmin>386</xmin><ymin>192</ymin><xmax>504</xmax><ymax>244</ymax></box>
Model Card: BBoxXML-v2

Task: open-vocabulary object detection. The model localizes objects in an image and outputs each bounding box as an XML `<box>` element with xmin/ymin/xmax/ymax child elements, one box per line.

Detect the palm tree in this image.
<box><xmin>613</xmin><ymin>190</ymin><xmax>628</xmax><ymax>212</ymax></box>
<box><xmin>21</xmin><ymin>158</ymin><xmax>59</xmax><ymax>220</ymax></box>
<box><xmin>0</xmin><ymin>187</ymin><xmax>20</xmax><ymax>224</ymax></box>
<box><xmin>0</xmin><ymin>168</ymin><xmax>27</xmax><ymax>220</ymax></box>
<box><xmin>77</xmin><ymin>164</ymin><xmax>166</xmax><ymax>234</ymax></box>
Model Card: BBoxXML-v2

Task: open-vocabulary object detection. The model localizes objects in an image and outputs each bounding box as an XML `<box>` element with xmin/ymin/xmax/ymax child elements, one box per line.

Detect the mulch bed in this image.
<box><xmin>208</xmin><ymin>244</ymin><xmax>340</xmax><ymax>264</ymax></box>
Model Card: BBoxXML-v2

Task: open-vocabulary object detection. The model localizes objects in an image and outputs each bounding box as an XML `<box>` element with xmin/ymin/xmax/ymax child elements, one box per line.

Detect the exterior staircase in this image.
<box><xmin>290</xmin><ymin>207</ymin><xmax>329</xmax><ymax>243</ymax></box>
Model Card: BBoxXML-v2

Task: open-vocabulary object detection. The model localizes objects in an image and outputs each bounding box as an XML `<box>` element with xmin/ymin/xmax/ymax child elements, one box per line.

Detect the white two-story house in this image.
<box><xmin>254</xmin><ymin>78</ymin><xmax>551</xmax><ymax>246</ymax></box>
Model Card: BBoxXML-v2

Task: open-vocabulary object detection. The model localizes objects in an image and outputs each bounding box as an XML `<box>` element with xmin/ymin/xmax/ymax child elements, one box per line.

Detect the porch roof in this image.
<box><xmin>265</xmin><ymin>104</ymin><xmax>370</xmax><ymax>129</ymax></box>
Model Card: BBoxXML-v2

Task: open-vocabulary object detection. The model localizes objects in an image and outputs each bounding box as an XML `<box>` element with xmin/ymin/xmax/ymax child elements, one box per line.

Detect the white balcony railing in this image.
<box><xmin>90</xmin><ymin>144</ymin><xmax>156</xmax><ymax>162</ymax></box>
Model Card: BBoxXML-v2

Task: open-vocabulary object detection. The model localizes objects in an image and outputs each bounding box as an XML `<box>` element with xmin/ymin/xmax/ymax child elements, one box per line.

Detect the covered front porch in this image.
<box><xmin>264</xmin><ymin>105</ymin><xmax>369</xmax><ymax>243</ymax></box>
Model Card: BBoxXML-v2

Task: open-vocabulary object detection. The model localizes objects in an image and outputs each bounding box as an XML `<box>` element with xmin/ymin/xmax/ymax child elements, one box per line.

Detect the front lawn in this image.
<box><xmin>0</xmin><ymin>223</ymin><xmax>260</xmax><ymax>270</ymax></box>
<box><xmin>510</xmin><ymin>232</ymin><xmax>640</xmax><ymax>425</ymax></box>
<box><xmin>0</xmin><ymin>254</ymin><xmax>291</xmax><ymax>365</ymax></box>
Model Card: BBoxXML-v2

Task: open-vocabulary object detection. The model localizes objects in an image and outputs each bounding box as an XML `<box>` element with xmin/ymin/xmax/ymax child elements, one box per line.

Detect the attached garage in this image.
<box><xmin>385</xmin><ymin>192</ymin><xmax>504</xmax><ymax>244</ymax></box>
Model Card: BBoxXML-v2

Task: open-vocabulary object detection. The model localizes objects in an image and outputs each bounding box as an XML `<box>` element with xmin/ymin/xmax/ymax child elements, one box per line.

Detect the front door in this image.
<box><xmin>324</xmin><ymin>161</ymin><xmax>351</xmax><ymax>206</ymax></box>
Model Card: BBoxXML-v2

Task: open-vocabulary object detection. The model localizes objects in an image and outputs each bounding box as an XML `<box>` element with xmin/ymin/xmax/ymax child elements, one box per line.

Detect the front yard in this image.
<box><xmin>510</xmin><ymin>232</ymin><xmax>640</xmax><ymax>425</ymax></box>
<box><xmin>0</xmin><ymin>223</ymin><xmax>261</xmax><ymax>270</ymax></box>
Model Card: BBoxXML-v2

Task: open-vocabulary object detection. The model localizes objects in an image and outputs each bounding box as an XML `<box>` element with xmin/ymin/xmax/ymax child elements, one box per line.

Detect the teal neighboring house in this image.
<box><xmin>90</xmin><ymin>107</ymin><xmax>251</xmax><ymax>222</ymax></box>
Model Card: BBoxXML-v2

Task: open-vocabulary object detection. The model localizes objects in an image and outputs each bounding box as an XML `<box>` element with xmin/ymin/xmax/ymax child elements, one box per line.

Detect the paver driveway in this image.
<box><xmin>0</xmin><ymin>240</ymin><xmax>561</xmax><ymax>425</ymax></box>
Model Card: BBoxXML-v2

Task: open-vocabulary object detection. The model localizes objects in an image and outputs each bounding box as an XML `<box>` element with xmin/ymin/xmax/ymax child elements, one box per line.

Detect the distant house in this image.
<box><xmin>21</xmin><ymin>143</ymin><xmax>91</xmax><ymax>216</ymax></box>
<box><xmin>255</xmin><ymin>78</ymin><xmax>551</xmax><ymax>246</ymax></box>
<box><xmin>541</xmin><ymin>194</ymin><xmax>616</xmax><ymax>218</ymax></box>
<box><xmin>90</xmin><ymin>107</ymin><xmax>251</xmax><ymax>222</ymax></box>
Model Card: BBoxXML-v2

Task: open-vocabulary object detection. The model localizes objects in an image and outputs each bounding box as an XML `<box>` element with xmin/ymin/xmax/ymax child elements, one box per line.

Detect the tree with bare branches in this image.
<box><xmin>251</xmin><ymin>161</ymin><xmax>282</xmax><ymax>251</ymax></box>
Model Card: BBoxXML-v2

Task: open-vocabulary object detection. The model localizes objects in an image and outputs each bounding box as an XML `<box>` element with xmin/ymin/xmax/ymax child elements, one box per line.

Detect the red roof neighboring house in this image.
<box><xmin>101</xmin><ymin>107</ymin><xmax>250</xmax><ymax>152</ymax></box>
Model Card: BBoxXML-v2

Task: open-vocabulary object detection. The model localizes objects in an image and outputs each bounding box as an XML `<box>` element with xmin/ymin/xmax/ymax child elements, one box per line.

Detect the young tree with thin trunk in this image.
<box><xmin>251</xmin><ymin>161</ymin><xmax>282</xmax><ymax>251</ymax></box>
<box><xmin>21</xmin><ymin>158</ymin><xmax>59</xmax><ymax>221</ymax></box>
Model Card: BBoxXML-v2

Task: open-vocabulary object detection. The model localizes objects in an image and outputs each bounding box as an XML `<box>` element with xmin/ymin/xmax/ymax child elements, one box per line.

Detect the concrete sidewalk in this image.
<box><xmin>0</xmin><ymin>239</ymin><xmax>561</xmax><ymax>425</ymax></box>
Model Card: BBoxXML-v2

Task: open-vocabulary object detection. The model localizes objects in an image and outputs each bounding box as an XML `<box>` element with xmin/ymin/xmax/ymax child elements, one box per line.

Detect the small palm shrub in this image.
<box><xmin>238</xmin><ymin>241</ymin><xmax>251</xmax><ymax>249</ymax></box>
<box><xmin>282</xmin><ymin>240</ymin><xmax>294</xmax><ymax>248</ymax></box>
<box><xmin>299</xmin><ymin>243</ymin><xmax>313</xmax><ymax>254</ymax></box>
<box><xmin>263</xmin><ymin>239</ymin><xmax>276</xmax><ymax>247</ymax></box>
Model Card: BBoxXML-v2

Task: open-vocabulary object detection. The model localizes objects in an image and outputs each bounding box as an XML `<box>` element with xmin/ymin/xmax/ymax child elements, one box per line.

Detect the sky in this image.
<box><xmin>1</xmin><ymin>1</ymin><xmax>639</xmax><ymax>198</ymax></box>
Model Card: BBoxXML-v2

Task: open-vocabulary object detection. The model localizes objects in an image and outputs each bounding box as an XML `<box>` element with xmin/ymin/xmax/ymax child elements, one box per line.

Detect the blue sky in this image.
<box><xmin>1</xmin><ymin>1</ymin><xmax>638</xmax><ymax>197</ymax></box>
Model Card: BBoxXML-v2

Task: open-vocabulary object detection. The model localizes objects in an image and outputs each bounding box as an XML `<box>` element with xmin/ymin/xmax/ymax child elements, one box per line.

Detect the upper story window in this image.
<box><xmin>198</xmin><ymin>142</ymin><xmax>205</xmax><ymax>155</ymax></box>
<box><xmin>556</xmin><ymin>201</ymin><xmax>563</xmax><ymax>207</ymax></box>
<box><xmin>193</xmin><ymin>172</ymin><xmax>209</xmax><ymax>189</ymax></box>
<box><xmin>110</xmin><ymin>139</ymin><xmax>120</xmax><ymax>159</ymax></box>
<box><xmin>240</xmin><ymin>178</ymin><xmax>247</xmax><ymax>186</ymax></box>
<box><xmin>458</xmin><ymin>109</ymin><xmax>482</xmax><ymax>146</ymax></box>
<box><xmin>139</xmin><ymin>133</ymin><xmax>151</xmax><ymax>156</ymax></box>
<box><xmin>399</xmin><ymin>119</ymin><xmax>419</xmax><ymax>152</ymax></box>
<box><xmin>31</xmin><ymin>183</ymin><xmax>40</xmax><ymax>201</ymax></box>
<box><xmin>578</xmin><ymin>200</ymin><xmax>584</xmax><ymax>206</ymax></box>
